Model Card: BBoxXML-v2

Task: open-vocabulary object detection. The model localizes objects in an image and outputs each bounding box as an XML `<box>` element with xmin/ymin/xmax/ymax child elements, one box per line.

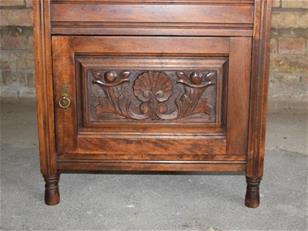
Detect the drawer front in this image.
<box><xmin>50</xmin><ymin>1</ymin><xmax>254</xmax><ymax>36</ymax></box>
<box><xmin>52</xmin><ymin>36</ymin><xmax>251</xmax><ymax>161</ymax></box>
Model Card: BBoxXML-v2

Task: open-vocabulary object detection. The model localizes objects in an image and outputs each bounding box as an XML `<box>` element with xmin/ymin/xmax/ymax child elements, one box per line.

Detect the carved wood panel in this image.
<box><xmin>78</xmin><ymin>56</ymin><xmax>226</xmax><ymax>125</ymax></box>
<box><xmin>91</xmin><ymin>70</ymin><xmax>216</xmax><ymax>121</ymax></box>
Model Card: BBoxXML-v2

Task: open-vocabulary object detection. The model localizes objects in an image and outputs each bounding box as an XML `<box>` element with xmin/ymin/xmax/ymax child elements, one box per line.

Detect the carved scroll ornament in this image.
<box><xmin>91</xmin><ymin>70</ymin><xmax>216</xmax><ymax>121</ymax></box>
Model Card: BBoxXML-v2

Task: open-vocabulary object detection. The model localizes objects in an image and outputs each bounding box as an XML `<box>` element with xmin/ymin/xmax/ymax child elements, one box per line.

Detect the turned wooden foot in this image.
<box><xmin>245</xmin><ymin>177</ymin><xmax>261</xmax><ymax>208</ymax></box>
<box><xmin>43</xmin><ymin>174</ymin><xmax>60</xmax><ymax>205</ymax></box>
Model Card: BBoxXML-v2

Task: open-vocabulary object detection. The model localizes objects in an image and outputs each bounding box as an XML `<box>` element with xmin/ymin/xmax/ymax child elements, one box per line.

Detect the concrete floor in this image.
<box><xmin>0</xmin><ymin>100</ymin><xmax>307</xmax><ymax>231</ymax></box>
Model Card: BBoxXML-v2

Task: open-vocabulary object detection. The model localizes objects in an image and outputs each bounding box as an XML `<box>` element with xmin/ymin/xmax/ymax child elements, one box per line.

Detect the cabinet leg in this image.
<box><xmin>43</xmin><ymin>174</ymin><xmax>60</xmax><ymax>205</ymax></box>
<box><xmin>245</xmin><ymin>177</ymin><xmax>261</xmax><ymax>208</ymax></box>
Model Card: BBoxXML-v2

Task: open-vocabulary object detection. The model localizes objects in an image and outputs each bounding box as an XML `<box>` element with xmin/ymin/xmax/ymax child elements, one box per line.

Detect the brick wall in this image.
<box><xmin>270</xmin><ymin>0</ymin><xmax>308</xmax><ymax>112</ymax></box>
<box><xmin>0</xmin><ymin>0</ymin><xmax>34</xmax><ymax>98</ymax></box>
<box><xmin>0</xmin><ymin>0</ymin><xmax>307</xmax><ymax>112</ymax></box>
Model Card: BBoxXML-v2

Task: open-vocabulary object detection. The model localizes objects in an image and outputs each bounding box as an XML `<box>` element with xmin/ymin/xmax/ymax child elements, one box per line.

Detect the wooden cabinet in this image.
<box><xmin>33</xmin><ymin>0</ymin><xmax>273</xmax><ymax>208</ymax></box>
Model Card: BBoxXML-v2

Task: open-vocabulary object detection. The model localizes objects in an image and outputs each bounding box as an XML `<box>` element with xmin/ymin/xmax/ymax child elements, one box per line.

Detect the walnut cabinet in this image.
<box><xmin>32</xmin><ymin>0</ymin><xmax>273</xmax><ymax>208</ymax></box>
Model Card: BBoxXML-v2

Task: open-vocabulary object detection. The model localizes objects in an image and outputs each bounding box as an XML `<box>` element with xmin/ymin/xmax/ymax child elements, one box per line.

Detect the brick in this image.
<box><xmin>272</xmin><ymin>11</ymin><xmax>308</xmax><ymax>29</ymax></box>
<box><xmin>0</xmin><ymin>50</ymin><xmax>10</xmax><ymax>69</ymax></box>
<box><xmin>269</xmin><ymin>73</ymin><xmax>308</xmax><ymax>100</ymax></box>
<box><xmin>19</xmin><ymin>87</ymin><xmax>35</xmax><ymax>98</ymax></box>
<box><xmin>0</xmin><ymin>27</ymin><xmax>33</xmax><ymax>50</ymax></box>
<box><xmin>0</xmin><ymin>9</ymin><xmax>33</xmax><ymax>27</ymax></box>
<box><xmin>271</xmin><ymin>28</ymin><xmax>308</xmax><ymax>38</ymax></box>
<box><xmin>0</xmin><ymin>84</ymin><xmax>35</xmax><ymax>98</ymax></box>
<box><xmin>282</xmin><ymin>0</ymin><xmax>308</xmax><ymax>9</ymax></box>
<box><xmin>15</xmin><ymin>52</ymin><xmax>34</xmax><ymax>69</ymax></box>
<box><xmin>270</xmin><ymin>54</ymin><xmax>308</xmax><ymax>73</ymax></box>
<box><xmin>25</xmin><ymin>0</ymin><xmax>32</xmax><ymax>7</ymax></box>
<box><xmin>0</xmin><ymin>50</ymin><xmax>34</xmax><ymax>70</ymax></box>
<box><xmin>271</xmin><ymin>38</ymin><xmax>278</xmax><ymax>53</ymax></box>
<box><xmin>25</xmin><ymin>71</ymin><xmax>34</xmax><ymax>88</ymax></box>
<box><xmin>0</xmin><ymin>0</ymin><xmax>24</xmax><ymax>7</ymax></box>
<box><xmin>1</xmin><ymin>70</ymin><xmax>27</xmax><ymax>87</ymax></box>
<box><xmin>278</xmin><ymin>37</ymin><xmax>306</xmax><ymax>54</ymax></box>
<box><xmin>273</xmin><ymin>0</ymin><xmax>281</xmax><ymax>8</ymax></box>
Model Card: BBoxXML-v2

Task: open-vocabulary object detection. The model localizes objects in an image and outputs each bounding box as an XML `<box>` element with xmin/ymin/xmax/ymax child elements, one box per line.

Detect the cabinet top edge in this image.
<box><xmin>50</xmin><ymin>0</ymin><xmax>255</xmax><ymax>4</ymax></box>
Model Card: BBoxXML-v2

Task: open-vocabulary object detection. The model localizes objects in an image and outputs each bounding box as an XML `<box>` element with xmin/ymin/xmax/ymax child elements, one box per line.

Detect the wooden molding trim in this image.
<box><xmin>247</xmin><ymin>0</ymin><xmax>273</xmax><ymax>178</ymax></box>
<box><xmin>51</xmin><ymin>0</ymin><xmax>255</xmax><ymax>4</ymax></box>
<box><xmin>32</xmin><ymin>0</ymin><xmax>57</xmax><ymax>176</ymax></box>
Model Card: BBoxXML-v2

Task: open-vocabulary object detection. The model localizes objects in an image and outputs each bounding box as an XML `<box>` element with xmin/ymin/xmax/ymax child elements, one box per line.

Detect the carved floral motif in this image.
<box><xmin>91</xmin><ymin>70</ymin><xmax>216</xmax><ymax>120</ymax></box>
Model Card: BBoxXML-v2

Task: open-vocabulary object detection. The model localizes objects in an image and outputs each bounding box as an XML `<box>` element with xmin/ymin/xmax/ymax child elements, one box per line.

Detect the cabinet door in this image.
<box><xmin>52</xmin><ymin>36</ymin><xmax>251</xmax><ymax>162</ymax></box>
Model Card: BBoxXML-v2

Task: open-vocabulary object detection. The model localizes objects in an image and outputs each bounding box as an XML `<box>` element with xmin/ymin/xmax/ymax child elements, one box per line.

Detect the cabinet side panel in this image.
<box><xmin>32</xmin><ymin>0</ymin><xmax>57</xmax><ymax>176</ymax></box>
<box><xmin>247</xmin><ymin>0</ymin><xmax>273</xmax><ymax>177</ymax></box>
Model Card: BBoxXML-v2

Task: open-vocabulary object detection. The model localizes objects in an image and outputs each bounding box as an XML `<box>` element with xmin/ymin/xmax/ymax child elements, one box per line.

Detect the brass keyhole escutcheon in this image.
<box><xmin>58</xmin><ymin>85</ymin><xmax>71</xmax><ymax>110</ymax></box>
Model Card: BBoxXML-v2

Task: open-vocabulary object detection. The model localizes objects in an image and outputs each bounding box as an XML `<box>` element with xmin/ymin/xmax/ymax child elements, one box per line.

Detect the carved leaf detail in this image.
<box><xmin>92</xmin><ymin>71</ymin><xmax>131</xmax><ymax>118</ymax></box>
<box><xmin>176</xmin><ymin>71</ymin><xmax>216</xmax><ymax>118</ymax></box>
